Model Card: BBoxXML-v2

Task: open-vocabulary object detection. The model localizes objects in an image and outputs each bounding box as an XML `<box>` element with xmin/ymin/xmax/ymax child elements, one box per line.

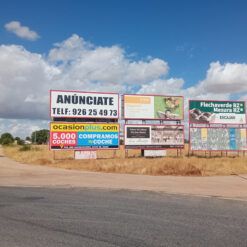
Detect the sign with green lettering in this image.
<box><xmin>189</xmin><ymin>100</ymin><xmax>246</xmax><ymax>124</ymax></box>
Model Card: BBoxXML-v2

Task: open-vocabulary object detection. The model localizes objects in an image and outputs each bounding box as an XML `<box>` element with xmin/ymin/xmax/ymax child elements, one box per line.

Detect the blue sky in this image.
<box><xmin>1</xmin><ymin>0</ymin><xmax>247</xmax><ymax>86</ymax></box>
<box><xmin>0</xmin><ymin>0</ymin><xmax>247</xmax><ymax>137</ymax></box>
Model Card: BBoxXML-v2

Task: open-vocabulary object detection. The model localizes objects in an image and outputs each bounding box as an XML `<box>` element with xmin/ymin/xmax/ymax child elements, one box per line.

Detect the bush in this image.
<box><xmin>31</xmin><ymin>129</ymin><xmax>49</xmax><ymax>144</ymax></box>
<box><xmin>0</xmin><ymin>133</ymin><xmax>14</xmax><ymax>145</ymax></box>
<box><xmin>19</xmin><ymin>145</ymin><xmax>31</xmax><ymax>151</ymax></box>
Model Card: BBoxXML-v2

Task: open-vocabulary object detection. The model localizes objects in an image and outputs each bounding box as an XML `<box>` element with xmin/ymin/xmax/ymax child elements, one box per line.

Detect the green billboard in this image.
<box><xmin>189</xmin><ymin>100</ymin><xmax>246</xmax><ymax>124</ymax></box>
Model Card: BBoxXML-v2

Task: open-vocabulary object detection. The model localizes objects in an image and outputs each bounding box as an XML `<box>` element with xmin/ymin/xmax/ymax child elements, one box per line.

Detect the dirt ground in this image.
<box><xmin>3</xmin><ymin>144</ymin><xmax>247</xmax><ymax>176</ymax></box>
<box><xmin>1</xmin><ymin>146</ymin><xmax>247</xmax><ymax>201</ymax></box>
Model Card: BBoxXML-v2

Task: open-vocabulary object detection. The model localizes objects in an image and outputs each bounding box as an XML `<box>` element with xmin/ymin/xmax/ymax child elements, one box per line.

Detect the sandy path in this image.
<box><xmin>0</xmin><ymin>147</ymin><xmax>247</xmax><ymax>201</ymax></box>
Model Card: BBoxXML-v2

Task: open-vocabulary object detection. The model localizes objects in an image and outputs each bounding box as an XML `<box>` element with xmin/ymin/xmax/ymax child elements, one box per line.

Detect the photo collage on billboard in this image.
<box><xmin>189</xmin><ymin>100</ymin><xmax>247</xmax><ymax>151</ymax></box>
<box><xmin>124</xmin><ymin>95</ymin><xmax>183</xmax><ymax>120</ymax></box>
<box><xmin>123</xmin><ymin>94</ymin><xmax>184</xmax><ymax>150</ymax></box>
<box><xmin>125</xmin><ymin>125</ymin><xmax>184</xmax><ymax>149</ymax></box>
<box><xmin>190</xmin><ymin>127</ymin><xmax>247</xmax><ymax>151</ymax></box>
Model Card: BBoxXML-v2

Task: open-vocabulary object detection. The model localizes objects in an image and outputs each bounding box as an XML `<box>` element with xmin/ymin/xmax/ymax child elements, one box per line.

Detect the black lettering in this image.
<box><xmin>87</xmin><ymin>96</ymin><xmax>93</xmax><ymax>105</ymax></box>
<box><xmin>57</xmin><ymin>95</ymin><xmax>63</xmax><ymax>103</ymax></box>
<box><xmin>79</xmin><ymin>96</ymin><xmax>85</xmax><ymax>104</ymax></box>
<box><xmin>97</xmin><ymin>97</ymin><xmax>103</xmax><ymax>105</ymax></box>
<box><xmin>103</xmin><ymin>97</ymin><xmax>108</xmax><ymax>105</ymax></box>
<box><xmin>64</xmin><ymin>95</ymin><xmax>71</xmax><ymax>104</ymax></box>
<box><xmin>72</xmin><ymin>94</ymin><xmax>78</xmax><ymax>104</ymax></box>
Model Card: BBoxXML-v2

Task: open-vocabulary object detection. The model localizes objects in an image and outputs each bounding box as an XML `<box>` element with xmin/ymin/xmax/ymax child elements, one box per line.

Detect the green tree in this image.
<box><xmin>31</xmin><ymin>129</ymin><xmax>49</xmax><ymax>144</ymax></box>
<box><xmin>15</xmin><ymin>137</ymin><xmax>25</xmax><ymax>145</ymax></box>
<box><xmin>0</xmin><ymin>133</ymin><xmax>14</xmax><ymax>145</ymax></box>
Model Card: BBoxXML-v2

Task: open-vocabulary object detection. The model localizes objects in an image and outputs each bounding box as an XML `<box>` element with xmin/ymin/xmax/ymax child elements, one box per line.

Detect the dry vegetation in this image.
<box><xmin>3</xmin><ymin>145</ymin><xmax>247</xmax><ymax>176</ymax></box>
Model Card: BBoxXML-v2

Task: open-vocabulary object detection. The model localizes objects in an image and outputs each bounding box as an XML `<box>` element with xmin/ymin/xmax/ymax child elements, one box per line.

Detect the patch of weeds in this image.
<box><xmin>19</xmin><ymin>145</ymin><xmax>31</xmax><ymax>151</ymax></box>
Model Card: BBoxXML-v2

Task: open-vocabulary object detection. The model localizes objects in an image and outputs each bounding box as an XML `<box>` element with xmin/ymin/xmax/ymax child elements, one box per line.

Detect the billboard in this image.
<box><xmin>144</xmin><ymin>150</ymin><xmax>167</xmax><ymax>157</ymax></box>
<box><xmin>50</xmin><ymin>90</ymin><xmax>119</xmax><ymax>119</ymax></box>
<box><xmin>74</xmin><ymin>151</ymin><xmax>97</xmax><ymax>159</ymax></box>
<box><xmin>189</xmin><ymin>100</ymin><xmax>246</xmax><ymax>124</ymax></box>
<box><xmin>125</xmin><ymin>124</ymin><xmax>184</xmax><ymax>149</ymax></box>
<box><xmin>50</xmin><ymin>122</ymin><xmax>119</xmax><ymax>150</ymax></box>
<box><xmin>190</xmin><ymin>127</ymin><xmax>247</xmax><ymax>151</ymax></box>
<box><xmin>124</xmin><ymin>94</ymin><xmax>183</xmax><ymax>120</ymax></box>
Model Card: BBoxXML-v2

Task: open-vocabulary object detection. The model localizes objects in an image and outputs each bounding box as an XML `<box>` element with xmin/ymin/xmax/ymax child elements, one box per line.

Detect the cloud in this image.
<box><xmin>0</xmin><ymin>35</ymin><xmax>171</xmax><ymax>122</ymax></box>
<box><xmin>48</xmin><ymin>34</ymin><xmax>169</xmax><ymax>85</ymax></box>
<box><xmin>138</xmin><ymin>78</ymin><xmax>185</xmax><ymax>95</ymax></box>
<box><xmin>0</xmin><ymin>34</ymin><xmax>246</xmax><ymax>137</ymax></box>
<box><xmin>5</xmin><ymin>21</ymin><xmax>40</xmax><ymax>41</ymax></box>
<box><xmin>0</xmin><ymin>119</ymin><xmax>48</xmax><ymax>138</ymax></box>
<box><xmin>0</xmin><ymin>45</ymin><xmax>59</xmax><ymax>119</ymax></box>
<box><xmin>199</xmin><ymin>61</ymin><xmax>247</xmax><ymax>94</ymax></box>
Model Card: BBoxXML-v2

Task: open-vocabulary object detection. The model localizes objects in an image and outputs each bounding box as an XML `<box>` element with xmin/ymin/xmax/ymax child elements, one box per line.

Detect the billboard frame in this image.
<box><xmin>124</xmin><ymin>123</ymin><xmax>185</xmax><ymax>150</ymax></box>
<box><xmin>49</xmin><ymin>121</ymin><xmax>120</xmax><ymax>151</ymax></box>
<box><xmin>189</xmin><ymin>125</ymin><xmax>247</xmax><ymax>152</ymax></box>
<box><xmin>50</xmin><ymin>89</ymin><xmax>120</xmax><ymax>120</ymax></box>
<box><xmin>123</xmin><ymin>93</ymin><xmax>184</xmax><ymax>121</ymax></box>
<box><xmin>188</xmin><ymin>99</ymin><xmax>247</xmax><ymax>125</ymax></box>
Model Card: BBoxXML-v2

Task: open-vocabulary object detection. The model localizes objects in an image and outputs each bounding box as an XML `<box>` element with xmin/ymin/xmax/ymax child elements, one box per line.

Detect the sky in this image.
<box><xmin>0</xmin><ymin>0</ymin><xmax>247</xmax><ymax>137</ymax></box>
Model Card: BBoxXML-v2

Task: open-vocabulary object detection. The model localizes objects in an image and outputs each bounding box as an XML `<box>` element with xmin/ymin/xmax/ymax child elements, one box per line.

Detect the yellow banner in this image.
<box><xmin>125</xmin><ymin>95</ymin><xmax>151</xmax><ymax>104</ymax></box>
<box><xmin>240</xmin><ymin>129</ymin><xmax>246</xmax><ymax>140</ymax></box>
<box><xmin>50</xmin><ymin>123</ymin><xmax>119</xmax><ymax>132</ymax></box>
<box><xmin>201</xmin><ymin>128</ymin><xmax>208</xmax><ymax>141</ymax></box>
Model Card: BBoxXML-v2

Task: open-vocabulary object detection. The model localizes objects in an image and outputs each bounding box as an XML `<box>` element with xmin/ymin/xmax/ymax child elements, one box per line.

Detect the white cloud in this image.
<box><xmin>0</xmin><ymin>119</ymin><xmax>48</xmax><ymax>138</ymax></box>
<box><xmin>0</xmin><ymin>34</ymin><xmax>246</xmax><ymax>137</ymax></box>
<box><xmin>48</xmin><ymin>34</ymin><xmax>168</xmax><ymax>85</ymax></box>
<box><xmin>5</xmin><ymin>21</ymin><xmax>40</xmax><ymax>41</ymax></box>
<box><xmin>199</xmin><ymin>61</ymin><xmax>247</xmax><ymax>94</ymax></box>
<box><xmin>138</xmin><ymin>78</ymin><xmax>184</xmax><ymax>95</ymax></box>
<box><xmin>0</xmin><ymin>35</ymin><xmax>170</xmax><ymax>134</ymax></box>
<box><xmin>0</xmin><ymin>45</ymin><xmax>59</xmax><ymax>119</ymax></box>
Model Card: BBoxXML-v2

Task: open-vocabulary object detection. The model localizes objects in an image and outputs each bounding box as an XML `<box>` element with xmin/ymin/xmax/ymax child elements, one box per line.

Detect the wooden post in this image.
<box><xmin>113</xmin><ymin>150</ymin><xmax>117</xmax><ymax>159</ymax></box>
<box><xmin>125</xmin><ymin>149</ymin><xmax>128</xmax><ymax>158</ymax></box>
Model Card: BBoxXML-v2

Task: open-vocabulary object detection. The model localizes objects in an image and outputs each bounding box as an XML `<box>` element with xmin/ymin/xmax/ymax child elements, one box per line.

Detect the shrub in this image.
<box><xmin>19</xmin><ymin>145</ymin><xmax>31</xmax><ymax>151</ymax></box>
<box><xmin>0</xmin><ymin>133</ymin><xmax>14</xmax><ymax>145</ymax></box>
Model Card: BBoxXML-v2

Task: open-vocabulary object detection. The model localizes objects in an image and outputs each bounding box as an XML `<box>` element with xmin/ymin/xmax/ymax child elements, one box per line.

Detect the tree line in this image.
<box><xmin>0</xmin><ymin>129</ymin><xmax>49</xmax><ymax>145</ymax></box>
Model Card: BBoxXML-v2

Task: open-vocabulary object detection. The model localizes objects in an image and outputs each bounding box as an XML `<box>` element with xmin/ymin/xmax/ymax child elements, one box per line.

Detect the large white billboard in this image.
<box><xmin>50</xmin><ymin>90</ymin><xmax>119</xmax><ymax>119</ymax></box>
<box><xmin>125</xmin><ymin>124</ymin><xmax>184</xmax><ymax>149</ymax></box>
<box><xmin>124</xmin><ymin>94</ymin><xmax>183</xmax><ymax>120</ymax></box>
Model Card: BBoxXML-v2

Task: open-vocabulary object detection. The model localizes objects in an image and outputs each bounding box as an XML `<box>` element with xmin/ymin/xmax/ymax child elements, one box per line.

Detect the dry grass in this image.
<box><xmin>3</xmin><ymin>145</ymin><xmax>247</xmax><ymax>176</ymax></box>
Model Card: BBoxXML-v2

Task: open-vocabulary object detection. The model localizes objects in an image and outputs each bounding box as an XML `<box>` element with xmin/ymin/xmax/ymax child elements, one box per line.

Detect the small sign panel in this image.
<box><xmin>125</xmin><ymin>125</ymin><xmax>184</xmax><ymax>149</ymax></box>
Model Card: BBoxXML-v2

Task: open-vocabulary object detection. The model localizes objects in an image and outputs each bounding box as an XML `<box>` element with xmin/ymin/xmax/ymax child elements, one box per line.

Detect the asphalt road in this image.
<box><xmin>0</xmin><ymin>187</ymin><xmax>247</xmax><ymax>247</ymax></box>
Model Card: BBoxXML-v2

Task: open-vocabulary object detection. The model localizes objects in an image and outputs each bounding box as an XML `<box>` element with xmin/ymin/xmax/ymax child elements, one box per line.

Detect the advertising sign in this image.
<box><xmin>125</xmin><ymin>125</ymin><xmax>184</xmax><ymax>149</ymax></box>
<box><xmin>189</xmin><ymin>100</ymin><xmax>246</xmax><ymax>124</ymax></box>
<box><xmin>144</xmin><ymin>150</ymin><xmax>167</xmax><ymax>157</ymax></box>
<box><xmin>124</xmin><ymin>94</ymin><xmax>183</xmax><ymax>120</ymax></box>
<box><xmin>190</xmin><ymin>127</ymin><xmax>247</xmax><ymax>151</ymax></box>
<box><xmin>50</xmin><ymin>90</ymin><xmax>119</xmax><ymax>119</ymax></box>
<box><xmin>50</xmin><ymin>122</ymin><xmax>119</xmax><ymax>150</ymax></box>
<box><xmin>74</xmin><ymin>151</ymin><xmax>97</xmax><ymax>159</ymax></box>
